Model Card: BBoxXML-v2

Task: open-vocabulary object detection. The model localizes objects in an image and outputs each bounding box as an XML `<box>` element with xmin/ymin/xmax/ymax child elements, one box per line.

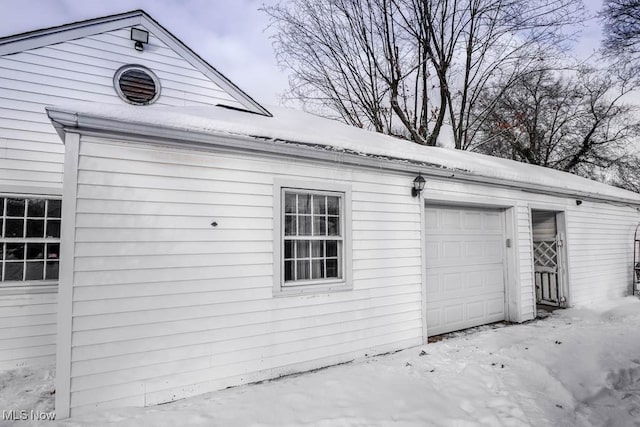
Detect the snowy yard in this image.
<box><xmin>3</xmin><ymin>297</ymin><xmax>640</xmax><ymax>426</ymax></box>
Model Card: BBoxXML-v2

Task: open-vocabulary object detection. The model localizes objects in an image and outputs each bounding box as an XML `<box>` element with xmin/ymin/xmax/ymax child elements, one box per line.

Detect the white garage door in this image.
<box><xmin>425</xmin><ymin>205</ymin><xmax>506</xmax><ymax>336</ymax></box>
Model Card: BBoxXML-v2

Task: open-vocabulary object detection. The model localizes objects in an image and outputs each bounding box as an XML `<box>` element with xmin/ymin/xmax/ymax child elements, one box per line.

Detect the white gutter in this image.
<box><xmin>46</xmin><ymin>106</ymin><xmax>640</xmax><ymax>208</ymax></box>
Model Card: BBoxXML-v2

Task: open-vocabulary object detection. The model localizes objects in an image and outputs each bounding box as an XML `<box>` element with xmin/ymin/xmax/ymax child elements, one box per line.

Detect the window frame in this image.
<box><xmin>0</xmin><ymin>194</ymin><xmax>61</xmax><ymax>291</ymax></box>
<box><xmin>273</xmin><ymin>178</ymin><xmax>352</xmax><ymax>296</ymax></box>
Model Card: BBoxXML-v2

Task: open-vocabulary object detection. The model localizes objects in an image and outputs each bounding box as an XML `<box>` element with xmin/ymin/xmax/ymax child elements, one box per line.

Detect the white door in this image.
<box><xmin>425</xmin><ymin>205</ymin><xmax>506</xmax><ymax>336</ymax></box>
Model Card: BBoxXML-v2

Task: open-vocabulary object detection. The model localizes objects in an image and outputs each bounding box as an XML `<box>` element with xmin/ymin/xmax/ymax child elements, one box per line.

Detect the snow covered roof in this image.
<box><xmin>46</xmin><ymin>102</ymin><xmax>640</xmax><ymax>205</ymax></box>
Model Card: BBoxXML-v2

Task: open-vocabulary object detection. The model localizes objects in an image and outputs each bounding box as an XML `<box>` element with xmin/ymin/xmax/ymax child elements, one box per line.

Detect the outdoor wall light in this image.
<box><xmin>131</xmin><ymin>28</ymin><xmax>149</xmax><ymax>51</ymax></box>
<box><xmin>412</xmin><ymin>173</ymin><xmax>426</xmax><ymax>197</ymax></box>
<box><xmin>576</xmin><ymin>199</ymin><xmax>583</xmax><ymax>206</ymax></box>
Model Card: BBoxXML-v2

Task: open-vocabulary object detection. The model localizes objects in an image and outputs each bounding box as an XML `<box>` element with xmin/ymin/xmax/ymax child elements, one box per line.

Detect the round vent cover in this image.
<box><xmin>113</xmin><ymin>65</ymin><xmax>161</xmax><ymax>105</ymax></box>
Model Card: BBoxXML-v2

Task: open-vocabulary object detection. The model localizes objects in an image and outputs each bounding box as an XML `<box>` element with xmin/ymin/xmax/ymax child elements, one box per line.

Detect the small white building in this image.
<box><xmin>3</xmin><ymin>9</ymin><xmax>640</xmax><ymax>419</ymax></box>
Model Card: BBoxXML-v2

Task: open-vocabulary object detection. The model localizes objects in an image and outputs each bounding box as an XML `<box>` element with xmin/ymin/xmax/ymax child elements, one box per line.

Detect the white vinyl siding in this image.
<box><xmin>62</xmin><ymin>136</ymin><xmax>424</xmax><ymax>416</ymax></box>
<box><xmin>0</xmin><ymin>26</ymin><xmax>244</xmax><ymax>192</ymax></box>
<box><xmin>0</xmin><ymin>24</ymin><xmax>253</xmax><ymax>370</ymax></box>
<box><xmin>0</xmin><ymin>293</ymin><xmax>57</xmax><ymax>369</ymax></box>
<box><xmin>565</xmin><ymin>202</ymin><xmax>638</xmax><ymax>306</ymax></box>
<box><xmin>57</xmin><ymin>131</ymin><xmax>640</xmax><ymax>416</ymax></box>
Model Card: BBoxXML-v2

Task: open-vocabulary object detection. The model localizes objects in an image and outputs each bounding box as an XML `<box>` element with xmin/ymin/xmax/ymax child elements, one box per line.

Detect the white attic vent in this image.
<box><xmin>113</xmin><ymin>65</ymin><xmax>161</xmax><ymax>105</ymax></box>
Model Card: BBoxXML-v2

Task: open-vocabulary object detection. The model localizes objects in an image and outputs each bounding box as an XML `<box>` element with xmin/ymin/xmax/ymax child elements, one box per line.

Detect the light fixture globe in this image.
<box><xmin>412</xmin><ymin>173</ymin><xmax>426</xmax><ymax>197</ymax></box>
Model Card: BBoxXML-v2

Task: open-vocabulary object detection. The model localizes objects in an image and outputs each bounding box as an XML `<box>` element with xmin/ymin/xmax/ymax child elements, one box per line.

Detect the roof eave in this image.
<box><xmin>45</xmin><ymin>106</ymin><xmax>640</xmax><ymax>208</ymax></box>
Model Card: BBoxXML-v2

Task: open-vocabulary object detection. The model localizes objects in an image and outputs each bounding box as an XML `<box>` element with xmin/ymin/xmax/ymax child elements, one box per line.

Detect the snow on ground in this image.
<box><xmin>4</xmin><ymin>297</ymin><xmax>640</xmax><ymax>426</ymax></box>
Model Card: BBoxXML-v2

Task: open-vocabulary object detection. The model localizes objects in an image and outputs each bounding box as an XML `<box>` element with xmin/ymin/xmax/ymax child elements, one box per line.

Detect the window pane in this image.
<box><xmin>45</xmin><ymin>262</ymin><xmax>59</xmax><ymax>280</ymax></box>
<box><xmin>326</xmin><ymin>240</ymin><xmax>338</xmax><ymax>257</ymax></box>
<box><xmin>284</xmin><ymin>260</ymin><xmax>294</xmax><ymax>281</ymax></box>
<box><xmin>284</xmin><ymin>215</ymin><xmax>296</xmax><ymax>236</ymax></box>
<box><xmin>284</xmin><ymin>240</ymin><xmax>293</xmax><ymax>259</ymax></box>
<box><xmin>311</xmin><ymin>241</ymin><xmax>324</xmax><ymax>257</ymax></box>
<box><xmin>296</xmin><ymin>260</ymin><xmax>310</xmax><ymax>280</ymax></box>
<box><xmin>46</xmin><ymin>220</ymin><xmax>61</xmax><ymax>238</ymax></box>
<box><xmin>7</xmin><ymin>199</ymin><xmax>25</xmax><ymax>217</ymax></box>
<box><xmin>284</xmin><ymin>193</ymin><xmax>297</xmax><ymax>214</ymax></box>
<box><xmin>313</xmin><ymin>216</ymin><xmax>326</xmax><ymax>236</ymax></box>
<box><xmin>47</xmin><ymin>200</ymin><xmax>62</xmax><ymax>218</ymax></box>
<box><xmin>26</xmin><ymin>219</ymin><xmax>45</xmax><ymax>238</ymax></box>
<box><xmin>326</xmin><ymin>259</ymin><xmax>339</xmax><ymax>278</ymax></box>
<box><xmin>0</xmin><ymin>218</ymin><xmax>3</xmax><ymax>238</ymax></box>
<box><xmin>26</xmin><ymin>243</ymin><xmax>45</xmax><ymax>260</ymax></box>
<box><xmin>328</xmin><ymin>216</ymin><xmax>340</xmax><ymax>236</ymax></box>
<box><xmin>297</xmin><ymin>194</ymin><xmax>311</xmax><ymax>214</ymax></box>
<box><xmin>47</xmin><ymin>244</ymin><xmax>60</xmax><ymax>260</ymax></box>
<box><xmin>4</xmin><ymin>262</ymin><xmax>24</xmax><ymax>281</ymax></box>
<box><xmin>6</xmin><ymin>243</ymin><xmax>24</xmax><ymax>260</ymax></box>
<box><xmin>296</xmin><ymin>240</ymin><xmax>310</xmax><ymax>258</ymax></box>
<box><xmin>25</xmin><ymin>262</ymin><xmax>44</xmax><ymax>281</ymax></box>
<box><xmin>6</xmin><ymin>219</ymin><xmax>24</xmax><ymax>238</ymax></box>
<box><xmin>313</xmin><ymin>196</ymin><xmax>326</xmax><ymax>214</ymax></box>
<box><xmin>27</xmin><ymin>199</ymin><xmax>46</xmax><ymax>217</ymax></box>
<box><xmin>312</xmin><ymin>259</ymin><xmax>325</xmax><ymax>279</ymax></box>
<box><xmin>298</xmin><ymin>216</ymin><xmax>312</xmax><ymax>236</ymax></box>
<box><xmin>327</xmin><ymin>196</ymin><xmax>339</xmax><ymax>215</ymax></box>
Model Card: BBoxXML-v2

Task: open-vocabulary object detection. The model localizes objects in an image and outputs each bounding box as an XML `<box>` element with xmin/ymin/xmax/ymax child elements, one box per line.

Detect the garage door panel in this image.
<box><xmin>427</xmin><ymin>265</ymin><xmax>503</xmax><ymax>301</ymax></box>
<box><xmin>427</xmin><ymin>298</ymin><xmax>505</xmax><ymax>336</ymax></box>
<box><xmin>426</xmin><ymin>205</ymin><xmax>506</xmax><ymax>336</ymax></box>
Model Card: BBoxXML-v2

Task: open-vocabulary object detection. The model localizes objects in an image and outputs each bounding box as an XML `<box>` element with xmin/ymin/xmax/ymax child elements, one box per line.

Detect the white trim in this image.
<box><xmin>272</xmin><ymin>178</ymin><xmax>352</xmax><ymax>296</ymax></box>
<box><xmin>55</xmin><ymin>132</ymin><xmax>80</xmax><ymax>419</ymax></box>
<box><xmin>419</xmin><ymin>193</ymin><xmax>428</xmax><ymax>343</ymax></box>
<box><xmin>0</xmin><ymin>187</ymin><xmax>62</xmax><ymax>197</ymax></box>
<box><xmin>556</xmin><ymin>211</ymin><xmax>571</xmax><ymax>307</ymax></box>
<box><xmin>0</xmin><ymin>283</ymin><xmax>57</xmax><ymax>296</ymax></box>
<box><xmin>504</xmin><ymin>207</ymin><xmax>520</xmax><ymax>322</ymax></box>
<box><xmin>0</xmin><ymin>14</ymin><xmax>142</xmax><ymax>55</ymax></box>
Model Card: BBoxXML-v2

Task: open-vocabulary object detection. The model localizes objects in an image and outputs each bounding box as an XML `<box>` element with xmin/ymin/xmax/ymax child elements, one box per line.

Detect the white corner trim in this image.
<box><xmin>55</xmin><ymin>132</ymin><xmax>80</xmax><ymax>419</ymax></box>
<box><xmin>419</xmin><ymin>195</ymin><xmax>428</xmax><ymax>343</ymax></box>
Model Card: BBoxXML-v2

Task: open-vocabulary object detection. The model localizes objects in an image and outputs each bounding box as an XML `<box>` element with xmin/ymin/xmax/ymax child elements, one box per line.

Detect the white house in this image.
<box><xmin>3</xmin><ymin>9</ymin><xmax>640</xmax><ymax>419</ymax></box>
<box><xmin>0</xmin><ymin>10</ymin><xmax>269</xmax><ymax>372</ymax></box>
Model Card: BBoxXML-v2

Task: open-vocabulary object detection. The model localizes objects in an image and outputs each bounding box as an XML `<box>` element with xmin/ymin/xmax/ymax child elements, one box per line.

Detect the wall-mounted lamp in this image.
<box><xmin>412</xmin><ymin>173</ymin><xmax>426</xmax><ymax>197</ymax></box>
<box><xmin>131</xmin><ymin>28</ymin><xmax>149</xmax><ymax>52</ymax></box>
<box><xmin>576</xmin><ymin>200</ymin><xmax>582</xmax><ymax>206</ymax></box>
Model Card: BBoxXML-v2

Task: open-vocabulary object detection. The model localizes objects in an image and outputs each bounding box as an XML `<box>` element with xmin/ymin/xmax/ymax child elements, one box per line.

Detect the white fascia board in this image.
<box><xmin>0</xmin><ymin>12</ymin><xmax>143</xmax><ymax>55</ymax></box>
<box><xmin>138</xmin><ymin>14</ymin><xmax>271</xmax><ymax>117</ymax></box>
<box><xmin>45</xmin><ymin>106</ymin><xmax>640</xmax><ymax>208</ymax></box>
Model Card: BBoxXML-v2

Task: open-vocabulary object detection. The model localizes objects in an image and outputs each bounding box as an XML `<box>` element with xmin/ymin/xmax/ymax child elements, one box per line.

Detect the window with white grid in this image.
<box><xmin>283</xmin><ymin>190</ymin><xmax>343</xmax><ymax>284</ymax></box>
<box><xmin>1</xmin><ymin>197</ymin><xmax>61</xmax><ymax>283</ymax></box>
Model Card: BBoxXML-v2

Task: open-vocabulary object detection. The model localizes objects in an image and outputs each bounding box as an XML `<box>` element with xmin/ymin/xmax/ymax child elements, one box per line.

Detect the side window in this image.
<box><xmin>1</xmin><ymin>197</ymin><xmax>61</xmax><ymax>283</ymax></box>
<box><xmin>274</xmin><ymin>180</ymin><xmax>351</xmax><ymax>295</ymax></box>
<box><xmin>283</xmin><ymin>191</ymin><xmax>343</xmax><ymax>283</ymax></box>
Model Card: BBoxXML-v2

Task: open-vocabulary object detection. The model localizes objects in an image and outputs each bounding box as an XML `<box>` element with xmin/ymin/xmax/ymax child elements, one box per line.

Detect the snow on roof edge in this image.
<box><xmin>46</xmin><ymin>102</ymin><xmax>640</xmax><ymax>205</ymax></box>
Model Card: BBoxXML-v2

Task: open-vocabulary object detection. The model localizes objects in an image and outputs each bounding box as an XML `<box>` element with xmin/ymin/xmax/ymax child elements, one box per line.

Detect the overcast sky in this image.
<box><xmin>0</xmin><ymin>0</ymin><xmax>605</xmax><ymax>106</ymax></box>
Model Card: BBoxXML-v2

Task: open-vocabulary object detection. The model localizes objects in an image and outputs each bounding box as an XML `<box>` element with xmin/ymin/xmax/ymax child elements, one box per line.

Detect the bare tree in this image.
<box><xmin>601</xmin><ymin>0</ymin><xmax>640</xmax><ymax>62</ymax></box>
<box><xmin>612</xmin><ymin>156</ymin><xmax>640</xmax><ymax>191</ymax></box>
<box><xmin>264</xmin><ymin>0</ymin><xmax>584</xmax><ymax>148</ymax></box>
<box><xmin>472</xmin><ymin>65</ymin><xmax>640</xmax><ymax>180</ymax></box>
